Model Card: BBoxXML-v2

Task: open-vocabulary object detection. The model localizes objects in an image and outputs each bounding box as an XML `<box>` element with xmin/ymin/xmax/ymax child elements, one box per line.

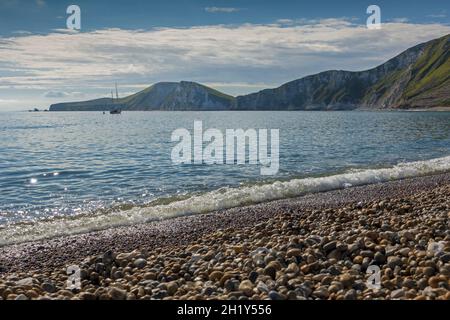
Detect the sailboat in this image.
<box><xmin>109</xmin><ymin>83</ymin><xmax>122</xmax><ymax>114</ymax></box>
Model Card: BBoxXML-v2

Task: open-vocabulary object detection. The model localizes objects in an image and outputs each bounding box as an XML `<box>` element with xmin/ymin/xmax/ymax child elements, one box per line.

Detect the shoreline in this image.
<box><xmin>0</xmin><ymin>172</ymin><xmax>449</xmax><ymax>300</ymax></box>
<box><xmin>1</xmin><ymin>172</ymin><xmax>449</xmax><ymax>274</ymax></box>
<box><xmin>40</xmin><ymin>108</ymin><xmax>450</xmax><ymax>112</ymax></box>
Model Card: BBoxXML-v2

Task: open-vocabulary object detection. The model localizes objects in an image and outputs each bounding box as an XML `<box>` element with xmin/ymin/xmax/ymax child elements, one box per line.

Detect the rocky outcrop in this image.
<box><xmin>235</xmin><ymin>34</ymin><xmax>449</xmax><ymax>110</ymax></box>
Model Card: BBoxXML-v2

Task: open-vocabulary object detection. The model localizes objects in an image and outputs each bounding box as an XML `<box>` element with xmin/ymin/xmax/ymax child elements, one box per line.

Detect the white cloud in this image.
<box><xmin>0</xmin><ymin>20</ymin><xmax>449</xmax><ymax>97</ymax></box>
<box><xmin>427</xmin><ymin>14</ymin><xmax>447</xmax><ymax>18</ymax></box>
<box><xmin>390</xmin><ymin>17</ymin><xmax>410</xmax><ymax>23</ymax></box>
<box><xmin>43</xmin><ymin>90</ymin><xmax>69</xmax><ymax>98</ymax></box>
<box><xmin>0</xmin><ymin>98</ymin><xmax>18</xmax><ymax>103</ymax></box>
<box><xmin>43</xmin><ymin>90</ymin><xmax>85</xmax><ymax>98</ymax></box>
<box><xmin>12</xmin><ymin>30</ymin><xmax>32</xmax><ymax>35</ymax></box>
<box><xmin>205</xmin><ymin>7</ymin><xmax>240</xmax><ymax>13</ymax></box>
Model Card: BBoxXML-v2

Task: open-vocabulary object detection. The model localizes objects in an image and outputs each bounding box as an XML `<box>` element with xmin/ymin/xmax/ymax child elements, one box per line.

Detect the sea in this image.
<box><xmin>0</xmin><ymin>110</ymin><xmax>449</xmax><ymax>245</ymax></box>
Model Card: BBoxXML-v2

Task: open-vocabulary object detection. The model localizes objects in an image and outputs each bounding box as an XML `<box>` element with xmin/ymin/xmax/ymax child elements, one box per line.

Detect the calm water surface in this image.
<box><xmin>0</xmin><ymin>111</ymin><xmax>449</xmax><ymax>227</ymax></box>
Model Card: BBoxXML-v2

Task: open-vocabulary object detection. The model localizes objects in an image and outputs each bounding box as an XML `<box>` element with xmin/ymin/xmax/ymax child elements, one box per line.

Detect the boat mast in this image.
<box><xmin>115</xmin><ymin>83</ymin><xmax>119</xmax><ymax>100</ymax></box>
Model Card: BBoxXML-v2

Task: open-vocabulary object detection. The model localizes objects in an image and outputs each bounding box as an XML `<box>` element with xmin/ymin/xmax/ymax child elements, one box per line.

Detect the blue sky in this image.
<box><xmin>1</xmin><ymin>0</ymin><xmax>448</xmax><ymax>35</ymax></box>
<box><xmin>0</xmin><ymin>0</ymin><xmax>449</xmax><ymax>110</ymax></box>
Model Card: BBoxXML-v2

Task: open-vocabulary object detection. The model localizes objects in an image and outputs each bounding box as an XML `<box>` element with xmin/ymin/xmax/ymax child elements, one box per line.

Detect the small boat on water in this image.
<box><xmin>109</xmin><ymin>83</ymin><xmax>123</xmax><ymax>114</ymax></box>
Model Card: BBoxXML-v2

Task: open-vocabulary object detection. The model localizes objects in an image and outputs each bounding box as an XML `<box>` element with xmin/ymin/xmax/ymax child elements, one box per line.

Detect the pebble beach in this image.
<box><xmin>0</xmin><ymin>173</ymin><xmax>449</xmax><ymax>300</ymax></box>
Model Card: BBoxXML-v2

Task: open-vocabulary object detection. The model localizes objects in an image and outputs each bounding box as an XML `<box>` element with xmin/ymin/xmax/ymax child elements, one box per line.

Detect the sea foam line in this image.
<box><xmin>1</xmin><ymin>155</ymin><xmax>450</xmax><ymax>246</ymax></box>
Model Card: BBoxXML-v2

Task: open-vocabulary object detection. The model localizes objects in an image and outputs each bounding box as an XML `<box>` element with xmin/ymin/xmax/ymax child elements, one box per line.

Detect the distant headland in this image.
<box><xmin>50</xmin><ymin>34</ymin><xmax>449</xmax><ymax>112</ymax></box>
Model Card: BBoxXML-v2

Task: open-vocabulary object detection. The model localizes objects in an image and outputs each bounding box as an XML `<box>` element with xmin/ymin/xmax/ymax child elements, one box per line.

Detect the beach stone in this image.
<box><xmin>423</xmin><ymin>267</ymin><xmax>435</xmax><ymax>277</ymax></box>
<box><xmin>286</xmin><ymin>263</ymin><xmax>299</xmax><ymax>274</ymax></box>
<box><xmin>209</xmin><ymin>271</ymin><xmax>224</xmax><ymax>282</ymax></box>
<box><xmin>15</xmin><ymin>294</ymin><xmax>29</xmax><ymax>300</ymax></box>
<box><xmin>321</xmin><ymin>276</ymin><xmax>333</xmax><ymax>286</ymax></box>
<box><xmin>249</xmin><ymin>271</ymin><xmax>258</xmax><ymax>283</ymax></box>
<box><xmin>402</xmin><ymin>279</ymin><xmax>416</xmax><ymax>289</ymax></box>
<box><xmin>256</xmin><ymin>281</ymin><xmax>269</xmax><ymax>293</ymax></box>
<box><xmin>143</xmin><ymin>272</ymin><xmax>156</xmax><ymax>280</ymax></box>
<box><xmin>79</xmin><ymin>269</ymin><xmax>89</xmax><ymax>280</ymax></box>
<box><xmin>401</xmin><ymin>231</ymin><xmax>414</xmax><ymax>241</ymax></box>
<box><xmin>417</xmin><ymin>278</ymin><xmax>428</xmax><ymax>290</ymax></box>
<box><xmin>26</xmin><ymin>290</ymin><xmax>39</xmax><ymax>299</ymax></box>
<box><xmin>336</xmin><ymin>243</ymin><xmax>348</xmax><ymax>252</ymax></box>
<box><xmin>115</xmin><ymin>253</ymin><xmax>133</xmax><ymax>266</ymax></box>
<box><xmin>366</xmin><ymin>231</ymin><xmax>379</xmax><ymax>241</ymax></box>
<box><xmin>133</xmin><ymin>258</ymin><xmax>147</xmax><ymax>269</ymax></box>
<box><xmin>6</xmin><ymin>294</ymin><xmax>17</xmax><ymax>300</ymax></box>
<box><xmin>387</xmin><ymin>256</ymin><xmax>402</xmax><ymax>269</ymax></box>
<box><xmin>187</xmin><ymin>244</ymin><xmax>202</xmax><ymax>252</ymax></box>
<box><xmin>323</xmin><ymin>241</ymin><xmax>337</xmax><ymax>252</ymax></box>
<box><xmin>102</xmin><ymin>250</ymin><xmax>114</xmax><ymax>265</ymax></box>
<box><xmin>374</xmin><ymin>252</ymin><xmax>386</xmax><ymax>264</ymax></box>
<box><xmin>286</xmin><ymin>248</ymin><xmax>302</xmax><ymax>258</ymax></box>
<box><xmin>16</xmin><ymin>277</ymin><xmax>34</xmax><ymax>287</ymax></box>
<box><xmin>239</xmin><ymin>280</ymin><xmax>254</xmax><ymax>297</ymax></box>
<box><xmin>267</xmin><ymin>261</ymin><xmax>282</xmax><ymax>270</ymax></box>
<box><xmin>42</xmin><ymin>282</ymin><xmax>56</xmax><ymax>293</ymax></box>
<box><xmin>268</xmin><ymin>290</ymin><xmax>284</xmax><ymax>300</ymax></box>
<box><xmin>398</xmin><ymin>248</ymin><xmax>410</xmax><ymax>257</ymax></box>
<box><xmin>360</xmin><ymin>250</ymin><xmax>374</xmax><ymax>258</ymax></box>
<box><xmin>344</xmin><ymin>289</ymin><xmax>357</xmax><ymax>300</ymax></box>
<box><xmin>80</xmin><ymin>292</ymin><xmax>96</xmax><ymax>300</ymax></box>
<box><xmin>440</xmin><ymin>253</ymin><xmax>450</xmax><ymax>263</ymax></box>
<box><xmin>313</xmin><ymin>287</ymin><xmax>329</xmax><ymax>299</ymax></box>
<box><xmin>167</xmin><ymin>282</ymin><xmax>178</xmax><ymax>296</ymax></box>
<box><xmin>326</xmin><ymin>249</ymin><xmax>341</xmax><ymax>260</ymax></box>
<box><xmin>233</xmin><ymin>245</ymin><xmax>244</xmax><ymax>254</ymax></box>
<box><xmin>108</xmin><ymin>287</ymin><xmax>127</xmax><ymax>300</ymax></box>
<box><xmin>202</xmin><ymin>287</ymin><xmax>215</xmax><ymax>296</ymax></box>
<box><xmin>219</xmin><ymin>273</ymin><xmax>234</xmax><ymax>287</ymax></box>
<box><xmin>353</xmin><ymin>256</ymin><xmax>364</xmax><ymax>264</ymax></box>
<box><xmin>327</xmin><ymin>265</ymin><xmax>341</xmax><ymax>276</ymax></box>
<box><xmin>296</xmin><ymin>284</ymin><xmax>313</xmax><ymax>298</ymax></box>
<box><xmin>95</xmin><ymin>262</ymin><xmax>105</xmax><ymax>274</ymax></box>
<box><xmin>385</xmin><ymin>245</ymin><xmax>398</xmax><ymax>255</ymax></box>
<box><xmin>264</xmin><ymin>265</ymin><xmax>277</xmax><ymax>279</ymax></box>
<box><xmin>113</xmin><ymin>270</ymin><xmax>124</xmax><ymax>279</ymax></box>
<box><xmin>225</xmin><ymin>279</ymin><xmax>239</xmax><ymax>292</ymax></box>
<box><xmin>428</xmin><ymin>276</ymin><xmax>440</xmax><ymax>288</ymax></box>
<box><xmin>153</xmin><ymin>290</ymin><xmax>168</xmax><ymax>299</ymax></box>
<box><xmin>390</xmin><ymin>289</ymin><xmax>405</xmax><ymax>299</ymax></box>
<box><xmin>339</xmin><ymin>274</ymin><xmax>355</xmax><ymax>288</ymax></box>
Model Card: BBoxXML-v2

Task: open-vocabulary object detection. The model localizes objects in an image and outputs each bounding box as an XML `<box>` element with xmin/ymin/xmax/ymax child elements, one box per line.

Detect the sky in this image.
<box><xmin>0</xmin><ymin>0</ymin><xmax>449</xmax><ymax>110</ymax></box>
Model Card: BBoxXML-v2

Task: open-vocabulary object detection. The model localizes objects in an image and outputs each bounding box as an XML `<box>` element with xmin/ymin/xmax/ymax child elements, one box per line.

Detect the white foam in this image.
<box><xmin>1</xmin><ymin>155</ymin><xmax>450</xmax><ymax>246</ymax></box>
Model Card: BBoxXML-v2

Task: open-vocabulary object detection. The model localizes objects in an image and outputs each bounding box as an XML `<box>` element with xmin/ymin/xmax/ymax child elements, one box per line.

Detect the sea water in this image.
<box><xmin>0</xmin><ymin>111</ymin><xmax>449</xmax><ymax>244</ymax></box>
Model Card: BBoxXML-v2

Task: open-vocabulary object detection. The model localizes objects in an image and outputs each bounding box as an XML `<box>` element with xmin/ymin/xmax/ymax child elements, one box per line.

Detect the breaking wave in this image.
<box><xmin>1</xmin><ymin>156</ymin><xmax>449</xmax><ymax>246</ymax></box>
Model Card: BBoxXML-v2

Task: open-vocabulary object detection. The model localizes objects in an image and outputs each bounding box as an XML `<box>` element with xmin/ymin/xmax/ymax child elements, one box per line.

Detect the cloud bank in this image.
<box><xmin>0</xmin><ymin>19</ymin><xmax>449</xmax><ymax>102</ymax></box>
